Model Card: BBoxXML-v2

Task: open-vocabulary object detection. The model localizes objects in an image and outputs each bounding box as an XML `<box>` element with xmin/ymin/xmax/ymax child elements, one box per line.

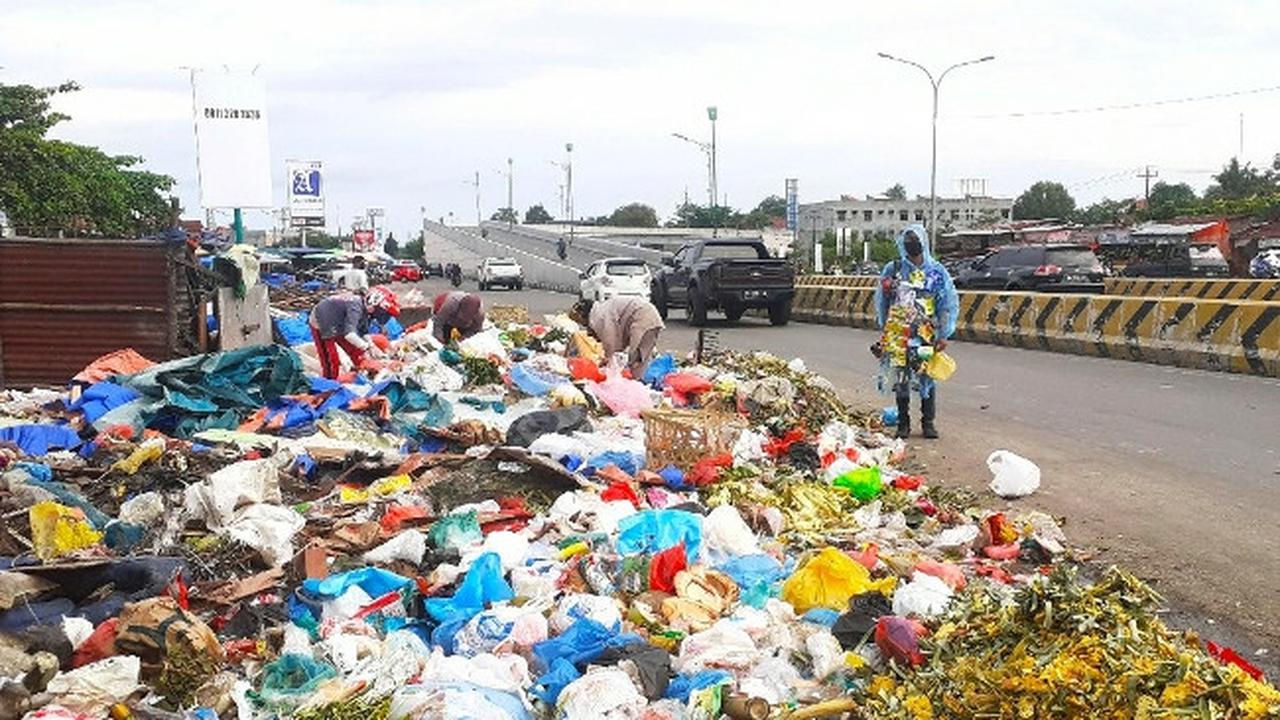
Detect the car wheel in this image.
<box><xmin>724</xmin><ymin>305</ymin><xmax>745</xmax><ymax>322</ymax></box>
<box><xmin>516</xmin><ymin>281</ymin><xmax>524</xmax><ymax>291</ymax></box>
<box><xmin>687</xmin><ymin>287</ymin><xmax>708</xmax><ymax>326</ymax></box>
<box><xmin>768</xmin><ymin>299</ymin><xmax>791</xmax><ymax>326</ymax></box>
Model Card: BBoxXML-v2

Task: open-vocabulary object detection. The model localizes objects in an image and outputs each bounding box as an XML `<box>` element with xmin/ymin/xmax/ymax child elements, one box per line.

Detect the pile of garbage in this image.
<box><xmin>0</xmin><ymin>304</ymin><xmax>1276</xmax><ymax>720</ymax></box>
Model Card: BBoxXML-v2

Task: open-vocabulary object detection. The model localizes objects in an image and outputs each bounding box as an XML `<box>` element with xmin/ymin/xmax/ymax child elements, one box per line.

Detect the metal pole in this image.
<box><xmin>474</xmin><ymin>170</ymin><xmax>481</xmax><ymax>226</ymax></box>
<box><xmin>566</xmin><ymin>143</ymin><xmax>574</xmax><ymax>241</ymax></box>
<box><xmin>929</xmin><ymin>80</ymin><xmax>939</xmax><ymax>250</ymax></box>
<box><xmin>506</xmin><ymin>157</ymin><xmax>514</xmax><ymax>229</ymax></box>
<box><xmin>233</xmin><ymin>208</ymin><xmax>244</xmax><ymax>244</ymax></box>
<box><xmin>709</xmin><ymin>112</ymin><xmax>718</xmax><ymax>210</ymax></box>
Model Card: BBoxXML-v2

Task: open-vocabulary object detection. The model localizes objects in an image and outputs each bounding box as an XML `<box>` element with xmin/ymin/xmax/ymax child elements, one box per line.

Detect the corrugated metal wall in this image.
<box><xmin>0</xmin><ymin>238</ymin><xmax>184</xmax><ymax>388</ymax></box>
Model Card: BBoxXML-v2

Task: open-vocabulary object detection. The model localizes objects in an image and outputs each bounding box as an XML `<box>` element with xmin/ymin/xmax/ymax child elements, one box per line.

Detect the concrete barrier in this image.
<box><xmin>1103</xmin><ymin>277</ymin><xmax>1280</xmax><ymax>301</ymax></box>
<box><xmin>791</xmin><ymin>284</ymin><xmax>1280</xmax><ymax>377</ymax></box>
<box><xmin>796</xmin><ymin>275</ymin><xmax>879</xmax><ymax>288</ymax></box>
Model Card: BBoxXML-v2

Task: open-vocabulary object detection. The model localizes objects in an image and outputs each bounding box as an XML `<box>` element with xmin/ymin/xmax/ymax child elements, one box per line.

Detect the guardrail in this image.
<box><xmin>791</xmin><ymin>284</ymin><xmax>1280</xmax><ymax>378</ymax></box>
<box><xmin>422</xmin><ymin>221</ymin><xmax>581</xmax><ymax>293</ymax></box>
<box><xmin>1103</xmin><ymin>277</ymin><xmax>1280</xmax><ymax>301</ymax></box>
<box><xmin>796</xmin><ymin>275</ymin><xmax>879</xmax><ymax>288</ymax></box>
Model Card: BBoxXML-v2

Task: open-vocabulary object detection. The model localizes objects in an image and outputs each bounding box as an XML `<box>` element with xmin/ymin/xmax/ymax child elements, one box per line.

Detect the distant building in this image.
<box><xmin>797</xmin><ymin>193</ymin><xmax>1014</xmax><ymax>246</ymax></box>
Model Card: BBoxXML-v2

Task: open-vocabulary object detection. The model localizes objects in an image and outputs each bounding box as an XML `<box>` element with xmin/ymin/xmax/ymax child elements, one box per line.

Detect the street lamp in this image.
<box><xmin>877</xmin><ymin>52</ymin><xmax>994</xmax><ymax>246</ymax></box>
<box><xmin>564</xmin><ymin>143</ymin><xmax>574</xmax><ymax>241</ymax></box>
<box><xmin>671</xmin><ymin>133</ymin><xmax>714</xmax><ymax>207</ymax></box>
<box><xmin>495</xmin><ymin>158</ymin><xmax>514</xmax><ymax>228</ymax></box>
<box><xmin>707</xmin><ymin>106</ymin><xmax>718</xmax><ymax>209</ymax></box>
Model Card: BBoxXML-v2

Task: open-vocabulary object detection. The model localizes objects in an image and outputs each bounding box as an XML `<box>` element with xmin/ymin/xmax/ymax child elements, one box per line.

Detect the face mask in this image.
<box><xmin>904</xmin><ymin>240</ymin><xmax>923</xmax><ymax>257</ymax></box>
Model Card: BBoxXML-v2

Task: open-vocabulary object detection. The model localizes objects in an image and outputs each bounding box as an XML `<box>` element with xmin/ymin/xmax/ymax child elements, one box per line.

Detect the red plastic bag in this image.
<box><xmin>875</xmin><ymin>616</ymin><xmax>925</xmax><ymax>667</ymax></box>
<box><xmin>663</xmin><ymin>373</ymin><xmax>713</xmax><ymax>406</ymax></box>
<box><xmin>601</xmin><ymin>480</ymin><xmax>641</xmax><ymax>509</ymax></box>
<box><xmin>568</xmin><ymin>357</ymin><xmax>606</xmax><ymax>382</ymax></box>
<box><xmin>1207</xmin><ymin>641</ymin><xmax>1265</xmax><ymax>681</ymax></box>
<box><xmin>381</xmin><ymin>503</ymin><xmax>430</xmax><ymax>533</ymax></box>
<box><xmin>764</xmin><ymin>428</ymin><xmax>807</xmax><ymax>457</ymax></box>
<box><xmin>913</xmin><ymin>559</ymin><xmax>967</xmax><ymax>591</ymax></box>
<box><xmin>892</xmin><ymin>474</ymin><xmax>924</xmax><ymax>491</ymax></box>
<box><xmin>72</xmin><ymin>617</ymin><xmax>118</xmax><ymax>668</ymax></box>
<box><xmin>649</xmin><ymin>543</ymin><xmax>688</xmax><ymax>593</ymax></box>
<box><xmin>687</xmin><ymin>453</ymin><xmax>733</xmax><ymax>486</ymax></box>
<box><xmin>983</xmin><ymin>513</ymin><xmax>1018</xmax><ymax>545</ymax></box>
<box><xmin>369</xmin><ymin>333</ymin><xmax>391</xmax><ymax>351</ymax></box>
<box><xmin>851</xmin><ymin>543</ymin><xmax>879</xmax><ymax>571</ymax></box>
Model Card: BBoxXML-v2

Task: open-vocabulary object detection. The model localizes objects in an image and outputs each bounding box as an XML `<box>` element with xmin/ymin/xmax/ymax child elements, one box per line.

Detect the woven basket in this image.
<box><xmin>488</xmin><ymin>304</ymin><xmax>530</xmax><ymax>326</ymax></box>
<box><xmin>642</xmin><ymin>407</ymin><xmax>747</xmax><ymax>471</ymax></box>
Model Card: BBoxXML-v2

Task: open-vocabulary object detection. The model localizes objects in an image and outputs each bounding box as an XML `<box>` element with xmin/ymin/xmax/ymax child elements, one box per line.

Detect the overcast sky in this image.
<box><xmin>6</xmin><ymin>0</ymin><xmax>1280</xmax><ymax>235</ymax></box>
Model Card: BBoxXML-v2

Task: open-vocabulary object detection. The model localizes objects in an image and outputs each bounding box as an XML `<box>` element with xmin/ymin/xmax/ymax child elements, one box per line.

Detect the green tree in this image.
<box><xmin>1145</xmin><ymin>182</ymin><xmax>1198</xmax><ymax>220</ymax></box>
<box><xmin>383</xmin><ymin>232</ymin><xmax>399</xmax><ymax>257</ymax></box>
<box><xmin>490</xmin><ymin>207</ymin><xmax>518</xmax><ymax>223</ymax></box>
<box><xmin>0</xmin><ymin>81</ymin><xmax>175</xmax><ymax>237</ymax></box>
<box><xmin>738</xmin><ymin>195</ymin><xmax>787</xmax><ymax>229</ymax></box>
<box><xmin>1076</xmin><ymin>198</ymin><xmax>1133</xmax><ymax>225</ymax></box>
<box><xmin>523</xmin><ymin>204</ymin><xmax>553</xmax><ymax>224</ymax></box>
<box><xmin>883</xmin><ymin>184</ymin><xmax>907</xmax><ymax>201</ymax></box>
<box><xmin>1204</xmin><ymin>157</ymin><xmax>1276</xmax><ymax>201</ymax></box>
<box><xmin>606</xmin><ymin>203</ymin><xmax>658</xmax><ymax>227</ymax></box>
<box><xmin>401</xmin><ymin>237</ymin><xmax>424</xmax><ymax>259</ymax></box>
<box><xmin>1012</xmin><ymin>181</ymin><xmax>1076</xmax><ymax>220</ymax></box>
<box><xmin>670</xmin><ymin>202</ymin><xmax>739</xmax><ymax>228</ymax></box>
<box><xmin>868</xmin><ymin>232</ymin><xmax>898</xmax><ymax>264</ymax></box>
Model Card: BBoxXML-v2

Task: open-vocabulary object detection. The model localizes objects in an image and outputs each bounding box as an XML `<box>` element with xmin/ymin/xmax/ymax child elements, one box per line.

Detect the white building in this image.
<box><xmin>798</xmin><ymin>193</ymin><xmax>1014</xmax><ymax>248</ymax></box>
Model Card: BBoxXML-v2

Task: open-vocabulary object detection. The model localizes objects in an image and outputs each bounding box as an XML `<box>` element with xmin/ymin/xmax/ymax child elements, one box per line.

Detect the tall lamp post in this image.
<box><xmin>671</xmin><ymin>133</ymin><xmax>714</xmax><ymax>207</ymax></box>
<box><xmin>707</xmin><ymin>106</ymin><xmax>718</xmax><ymax>209</ymax></box>
<box><xmin>564</xmin><ymin>143</ymin><xmax>574</xmax><ymax>241</ymax></box>
<box><xmin>876</xmin><ymin>52</ymin><xmax>993</xmax><ymax>246</ymax></box>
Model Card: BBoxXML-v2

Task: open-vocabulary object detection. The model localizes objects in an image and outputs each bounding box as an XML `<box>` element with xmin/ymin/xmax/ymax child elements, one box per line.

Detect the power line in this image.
<box><xmin>965</xmin><ymin>83</ymin><xmax>1280</xmax><ymax>119</ymax></box>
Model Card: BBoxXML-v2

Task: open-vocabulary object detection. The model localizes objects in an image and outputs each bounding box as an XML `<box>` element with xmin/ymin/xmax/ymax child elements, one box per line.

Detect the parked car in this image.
<box><xmin>390</xmin><ymin>260</ymin><xmax>423</xmax><ymax>283</ymax></box>
<box><xmin>478</xmin><ymin>257</ymin><xmax>524</xmax><ymax>290</ymax></box>
<box><xmin>1121</xmin><ymin>243</ymin><xmax>1230</xmax><ymax>278</ymax></box>
<box><xmin>579</xmin><ymin>257</ymin><xmax>652</xmax><ymax>301</ymax></box>
<box><xmin>651</xmin><ymin>239</ymin><xmax>795</xmax><ymax>326</ymax></box>
<box><xmin>1251</xmin><ymin>248</ymin><xmax>1280</xmax><ymax>278</ymax></box>
<box><xmin>418</xmin><ymin>261</ymin><xmax>444</xmax><ymax>278</ymax></box>
<box><xmin>953</xmin><ymin>244</ymin><xmax>1106</xmax><ymax>292</ymax></box>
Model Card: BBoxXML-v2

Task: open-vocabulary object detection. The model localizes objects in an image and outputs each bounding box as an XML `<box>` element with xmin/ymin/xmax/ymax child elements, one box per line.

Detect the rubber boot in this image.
<box><xmin>921</xmin><ymin>391</ymin><xmax>939</xmax><ymax>439</ymax></box>
<box><xmin>895</xmin><ymin>389</ymin><xmax>911</xmax><ymax>440</ymax></box>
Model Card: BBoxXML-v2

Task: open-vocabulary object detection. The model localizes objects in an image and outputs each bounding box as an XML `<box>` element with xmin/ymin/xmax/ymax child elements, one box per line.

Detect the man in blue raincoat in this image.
<box><xmin>873</xmin><ymin>224</ymin><xmax>959</xmax><ymax>439</ymax></box>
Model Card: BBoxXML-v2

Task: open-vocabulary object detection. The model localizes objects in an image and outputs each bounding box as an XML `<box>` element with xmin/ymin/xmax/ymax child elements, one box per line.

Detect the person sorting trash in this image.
<box><xmin>334</xmin><ymin>255</ymin><xmax>370</xmax><ymax>292</ymax></box>
<box><xmin>431</xmin><ymin>291</ymin><xmax>485</xmax><ymax>344</ymax></box>
<box><xmin>309</xmin><ymin>286</ymin><xmax>399</xmax><ymax>379</ymax></box>
<box><xmin>872</xmin><ymin>223</ymin><xmax>958</xmax><ymax>440</ymax></box>
<box><xmin>572</xmin><ymin>296</ymin><xmax>665</xmax><ymax>377</ymax></box>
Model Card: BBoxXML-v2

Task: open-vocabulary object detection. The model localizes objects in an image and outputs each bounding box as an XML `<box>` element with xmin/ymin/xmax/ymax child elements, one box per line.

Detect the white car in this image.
<box><xmin>478</xmin><ymin>257</ymin><xmax>524</xmax><ymax>290</ymax></box>
<box><xmin>579</xmin><ymin>257</ymin><xmax>652</xmax><ymax>301</ymax></box>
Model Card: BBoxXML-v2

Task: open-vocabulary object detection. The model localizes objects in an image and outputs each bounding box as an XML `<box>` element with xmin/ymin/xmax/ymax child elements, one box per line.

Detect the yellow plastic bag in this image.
<box><xmin>111</xmin><ymin>438</ymin><xmax>165</xmax><ymax>475</ymax></box>
<box><xmin>29</xmin><ymin>501</ymin><xmax>103</xmax><ymax>561</ymax></box>
<box><xmin>925</xmin><ymin>351</ymin><xmax>956</xmax><ymax>382</ymax></box>
<box><xmin>781</xmin><ymin>547</ymin><xmax>896</xmax><ymax>613</ymax></box>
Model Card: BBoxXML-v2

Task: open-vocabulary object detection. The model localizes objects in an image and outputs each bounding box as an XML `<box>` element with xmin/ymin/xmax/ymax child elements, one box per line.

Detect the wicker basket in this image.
<box><xmin>642</xmin><ymin>407</ymin><xmax>748</xmax><ymax>471</ymax></box>
<box><xmin>488</xmin><ymin>304</ymin><xmax>530</xmax><ymax>326</ymax></box>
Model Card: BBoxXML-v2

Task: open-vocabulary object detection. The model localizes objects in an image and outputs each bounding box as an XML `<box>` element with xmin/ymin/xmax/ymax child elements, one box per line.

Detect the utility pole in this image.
<box><xmin>707</xmin><ymin>106</ymin><xmax>718</xmax><ymax>212</ymax></box>
<box><xmin>565</xmin><ymin>143</ymin><xmax>574</xmax><ymax>241</ymax></box>
<box><xmin>1138</xmin><ymin>165</ymin><xmax>1159</xmax><ymax>203</ymax></box>
<box><xmin>469</xmin><ymin>171</ymin><xmax>481</xmax><ymax>226</ymax></box>
<box><xmin>878</xmin><ymin>52</ymin><xmax>994</xmax><ymax>248</ymax></box>
<box><xmin>506</xmin><ymin>157</ymin><xmax>514</xmax><ymax>229</ymax></box>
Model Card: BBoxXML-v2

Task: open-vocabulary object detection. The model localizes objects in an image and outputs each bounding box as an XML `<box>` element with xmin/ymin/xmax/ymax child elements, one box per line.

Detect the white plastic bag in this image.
<box><xmin>364</xmin><ymin>529</ymin><xmax>428</xmax><ymax>565</ymax></box>
<box><xmin>891</xmin><ymin>572</ymin><xmax>954</xmax><ymax>618</ymax></box>
<box><xmin>44</xmin><ymin>655</ymin><xmax>141</xmax><ymax>715</ymax></box>
<box><xmin>702</xmin><ymin>505</ymin><xmax>760</xmax><ymax>560</ymax></box>
<box><xmin>550</xmin><ymin>593</ymin><xmax>622</xmax><ymax>634</ymax></box>
<box><xmin>556</xmin><ymin>667</ymin><xmax>647</xmax><ymax>719</ymax></box>
<box><xmin>806</xmin><ymin>631</ymin><xmax>846</xmax><ymax>680</ymax></box>
<box><xmin>224</xmin><ymin>502</ymin><xmax>305</xmax><ymax>567</ymax></box>
<box><xmin>987</xmin><ymin>450</ymin><xmax>1041</xmax><ymax>498</ymax></box>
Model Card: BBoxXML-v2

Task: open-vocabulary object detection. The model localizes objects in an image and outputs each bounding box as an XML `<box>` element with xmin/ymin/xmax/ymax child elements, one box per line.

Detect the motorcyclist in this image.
<box><xmin>446</xmin><ymin>262</ymin><xmax>462</xmax><ymax>287</ymax></box>
<box><xmin>557</xmin><ymin>237</ymin><xmax>567</xmax><ymax>260</ymax></box>
<box><xmin>872</xmin><ymin>224</ymin><xmax>959</xmax><ymax>440</ymax></box>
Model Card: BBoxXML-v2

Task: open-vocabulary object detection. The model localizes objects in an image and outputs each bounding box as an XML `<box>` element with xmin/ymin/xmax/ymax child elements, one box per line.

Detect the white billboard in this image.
<box><xmin>192</xmin><ymin>69</ymin><xmax>272</xmax><ymax>209</ymax></box>
<box><xmin>286</xmin><ymin>160</ymin><xmax>324</xmax><ymax>227</ymax></box>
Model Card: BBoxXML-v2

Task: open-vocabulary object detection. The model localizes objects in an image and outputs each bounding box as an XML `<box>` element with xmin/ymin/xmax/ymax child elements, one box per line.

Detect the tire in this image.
<box><xmin>652</xmin><ymin>284</ymin><xmax>669</xmax><ymax>319</ymax></box>
<box><xmin>687</xmin><ymin>287</ymin><xmax>708</xmax><ymax>326</ymax></box>
<box><xmin>516</xmin><ymin>281</ymin><xmax>524</xmax><ymax>291</ymax></box>
<box><xmin>479</xmin><ymin>280</ymin><xmax>487</xmax><ymax>291</ymax></box>
<box><xmin>724</xmin><ymin>305</ymin><xmax>745</xmax><ymax>322</ymax></box>
<box><xmin>768</xmin><ymin>299</ymin><xmax>792</xmax><ymax>326</ymax></box>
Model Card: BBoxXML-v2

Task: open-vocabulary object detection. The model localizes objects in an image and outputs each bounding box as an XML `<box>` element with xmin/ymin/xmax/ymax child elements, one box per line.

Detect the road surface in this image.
<box><xmin>411</xmin><ymin>278</ymin><xmax>1280</xmax><ymax>670</ymax></box>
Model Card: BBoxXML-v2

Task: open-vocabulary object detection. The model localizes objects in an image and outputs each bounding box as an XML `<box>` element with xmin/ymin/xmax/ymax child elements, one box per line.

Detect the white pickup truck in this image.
<box><xmin>478</xmin><ymin>257</ymin><xmax>524</xmax><ymax>291</ymax></box>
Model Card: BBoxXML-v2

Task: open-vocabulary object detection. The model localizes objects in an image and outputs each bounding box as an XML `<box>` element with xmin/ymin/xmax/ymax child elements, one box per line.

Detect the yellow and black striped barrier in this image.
<box><xmin>1103</xmin><ymin>278</ymin><xmax>1280</xmax><ymax>302</ymax></box>
<box><xmin>792</xmin><ymin>285</ymin><xmax>1280</xmax><ymax>377</ymax></box>
<box><xmin>796</xmin><ymin>275</ymin><xmax>879</xmax><ymax>288</ymax></box>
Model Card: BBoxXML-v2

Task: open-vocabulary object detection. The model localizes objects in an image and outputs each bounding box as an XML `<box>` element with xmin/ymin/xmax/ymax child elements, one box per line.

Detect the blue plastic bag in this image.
<box><xmin>717</xmin><ymin>553</ymin><xmax>784</xmax><ymax>608</ymax></box>
<box><xmin>530</xmin><ymin>618</ymin><xmax>642</xmax><ymax>674</ymax></box>
<box><xmin>616</xmin><ymin>509</ymin><xmax>703</xmax><ymax>561</ymax></box>
<box><xmin>882</xmin><ymin>405</ymin><xmax>899</xmax><ymax>426</ymax></box>
<box><xmin>802</xmin><ymin>608</ymin><xmax>841</xmax><ymax>627</ymax></box>
<box><xmin>70</xmin><ymin>382</ymin><xmax>140</xmax><ymax>423</ymax></box>
<box><xmin>303</xmin><ymin>567</ymin><xmax>412</xmax><ymax>600</ymax></box>
<box><xmin>274</xmin><ymin>312</ymin><xmax>314</xmax><ymax>346</ymax></box>
<box><xmin>665</xmin><ymin>670</ymin><xmax>732</xmax><ymax>702</ymax></box>
<box><xmin>425</xmin><ymin>552</ymin><xmax>513</xmax><ymax>625</ymax></box>
<box><xmin>0</xmin><ymin>424</ymin><xmax>81</xmax><ymax>456</ymax></box>
<box><xmin>658</xmin><ymin>464</ymin><xmax>686</xmax><ymax>490</ymax></box>
<box><xmin>509</xmin><ymin>362</ymin><xmax>563</xmax><ymax>396</ymax></box>
<box><xmin>585</xmin><ymin>450</ymin><xmax>642</xmax><ymax>477</ymax></box>
<box><xmin>642</xmin><ymin>354</ymin><xmax>676</xmax><ymax>388</ymax></box>
<box><xmin>530</xmin><ymin>657</ymin><xmax>580</xmax><ymax>704</ymax></box>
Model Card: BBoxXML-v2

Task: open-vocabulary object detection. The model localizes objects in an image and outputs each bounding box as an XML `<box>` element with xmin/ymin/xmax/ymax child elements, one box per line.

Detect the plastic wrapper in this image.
<box><xmin>781</xmin><ymin>547</ymin><xmax>896</xmax><ymax>613</ymax></box>
<box><xmin>891</xmin><ymin>572</ymin><xmax>954</xmax><ymax>618</ymax></box>
<box><xmin>987</xmin><ymin>449</ymin><xmax>1041</xmax><ymax>498</ymax></box>
<box><xmin>556</xmin><ymin>666</ymin><xmax>647</xmax><ymax>719</ymax></box>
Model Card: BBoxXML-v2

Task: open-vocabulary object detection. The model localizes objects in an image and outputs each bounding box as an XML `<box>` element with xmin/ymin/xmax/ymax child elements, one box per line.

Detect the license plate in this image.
<box><xmin>745</xmin><ymin>290</ymin><xmax>766</xmax><ymax>299</ymax></box>
<box><xmin>1065</xmin><ymin>275</ymin><xmax>1085</xmax><ymax>283</ymax></box>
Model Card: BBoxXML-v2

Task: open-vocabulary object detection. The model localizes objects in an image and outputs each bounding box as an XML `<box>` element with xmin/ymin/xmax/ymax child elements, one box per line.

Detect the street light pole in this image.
<box><xmin>506</xmin><ymin>157</ymin><xmax>514</xmax><ymax>229</ymax></box>
<box><xmin>877</xmin><ymin>52</ymin><xmax>993</xmax><ymax>248</ymax></box>
<box><xmin>707</xmin><ymin>106</ymin><xmax>718</xmax><ymax>210</ymax></box>
<box><xmin>565</xmin><ymin>143</ymin><xmax>574</xmax><ymax>241</ymax></box>
<box><xmin>473</xmin><ymin>171</ymin><xmax>481</xmax><ymax>226</ymax></box>
<box><xmin>672</xmin><ymin>133</ymin><xmax>714</xmax><ymax>207</ymax></box>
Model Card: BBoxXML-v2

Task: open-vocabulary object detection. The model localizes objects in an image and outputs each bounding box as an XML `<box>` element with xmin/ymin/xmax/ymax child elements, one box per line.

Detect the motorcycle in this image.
<box><xmin>446</xmin><ymin>263</ymin><xmax>462</xmax><ymax>287</ymax></box>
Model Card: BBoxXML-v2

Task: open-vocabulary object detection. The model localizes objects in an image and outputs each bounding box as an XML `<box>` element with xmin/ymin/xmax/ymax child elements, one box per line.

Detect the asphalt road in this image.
<box><xmin>412</xmin><ymin>278</ymin><xmax>1280</xmax><ymax>668</ymax></box>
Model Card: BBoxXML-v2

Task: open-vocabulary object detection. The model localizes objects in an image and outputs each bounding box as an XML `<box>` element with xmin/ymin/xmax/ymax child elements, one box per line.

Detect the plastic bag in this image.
<box><xmin>364</xmin><ymin>529</ymin><xmax>428</xmax><ymax>565</ymax></box>
<box><xmin>642</xmin><ymin>354</ymin><xmax>676</xmax><ymax>388</ymax></box>
<box><xmin>617</xmin><ymin>509</ymin><xmax>703</xmax><ymax>560</ymax></box>
<box><xmin>891</xmin><ymin>572</ymin><xmax>953</xmax><ymax>618</ymax></box>
<box><xmin>454</xmin><ymin>605</ymin><xmax>548</xmax><ymax>657</ymax></box>
<box><xmin>987</xmin><ymin>450</ymin><xmax>1041</xmax><ymax>497</ymax></box>
<box><xmin>649</xmin><ymin>543</ymin><xmax>688</xmax><ymax>593</ymax></box>
<box><xmin>510</xmin><ymin>362</ymin><xmax>565</xmax><ymax>396</ymax></box>
<box><xmin>587</xmin><ymin>376</ymin><xmax>654</xmax><ymax>418</ymax></box>
<box><xmin>875</xmin><ymin>616</ymin><xmax>925</xmax><ymax>667</ymax></box>
<box><xmin>224</xmin><ymin>502</ymin><xmax>306</xmax><ymax>567</ymax></box>
<box><xmin>556</xmin><ymin>667</ymin><xmax>647</xmax><ymax>719</ymax></box>
<box><xmin>254</xmin><ymin>654</ymin><xmax>338</xmax><ymax>710</ymax></box>
<box><xmin>44</xmin><ymin>655</ymin><xmax>141</xmax><ymax>716</ymax></box>
<box><xmin>430</xmin><ymin>510</ymin><xmax>483</xmax><ymax>549</ymax></box>
<box><xmin>913</xmin><ymin>559</ymin><xmax>966</xmax><ymax>591</ymax></box>
<box><xmin>701</xmin><ymin>505</ymin><xmax>760</xmax><ymax>560</ymax></box>
<box><xmin>924</xmin><ymin>350</ymin><xmax>956</xmax><ymax>381</ymax></box>
<box><xmin>832</xmin><ymin>465</ymin><xmax>883</xmax><ymax>501</ymax></box>
<box><xmin>531</xmin><ymin>657</ymin><xmax>580</xmax><ymax>704</ymax></box>
<box><xmin>531</xmin><ymin>618</ymin><xmax>640</xmax><ymax>674</ymax></box>
<box><xmin>568</xmin><ymin>356</ymin><xmax>606</xmax><ymax>382</ymax></box>
<box><xmin>781</xmin><ymin>547</ymin><xmax>896</xmax><ymax>613</ymax></box>
<box><xmin>29</xmin><ymin>501</ymin><xmax>103</xmax><ymax>561</ymax></box>
<box><xmin>663</xmin><ymin>373</ymin><xmax>712</xmax><ymax>405</ymax></box>
<box><xmin>550</xmin><ymin>594</ymin><xmax>622</xmax><ymax>634</ymax></box>
<box><xmin>427</xmin><ymin>553</ymin><xmax>514</xmax><ymax>628</ymax></box>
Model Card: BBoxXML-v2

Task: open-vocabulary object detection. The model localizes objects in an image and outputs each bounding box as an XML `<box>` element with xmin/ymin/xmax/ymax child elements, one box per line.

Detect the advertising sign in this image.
<box><xmin>352</xmin><ymin>229</ymin><xmax>376</xmax><ymax>251</ymax></box>
<box><xmin>287</xmin><ymin>160</ymin><xmax>324</xmax><ymax>227</ymax></box>
<box><xmin>192</xmin><ymin>69</ymin><xmax>272</xmax><ymax>209</ymax></box>
<box><xmin>785</xmin><ymin>178</ymin><xmax>799</xmax><ymax>231</ymax></box>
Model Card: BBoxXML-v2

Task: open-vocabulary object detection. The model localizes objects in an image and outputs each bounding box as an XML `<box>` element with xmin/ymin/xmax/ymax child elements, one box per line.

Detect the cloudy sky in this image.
<box><xmin>5</xmin><ymin>0</ymin><xmax>1280</xmax><ymax>234</ymax></box>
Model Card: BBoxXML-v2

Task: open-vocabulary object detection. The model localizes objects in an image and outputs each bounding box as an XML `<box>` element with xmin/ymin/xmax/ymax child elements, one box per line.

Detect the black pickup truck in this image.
<box><xmin>650</xmin><ymin>239</ymin><xmax>795</xmax><ymax>326</ymax></box>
